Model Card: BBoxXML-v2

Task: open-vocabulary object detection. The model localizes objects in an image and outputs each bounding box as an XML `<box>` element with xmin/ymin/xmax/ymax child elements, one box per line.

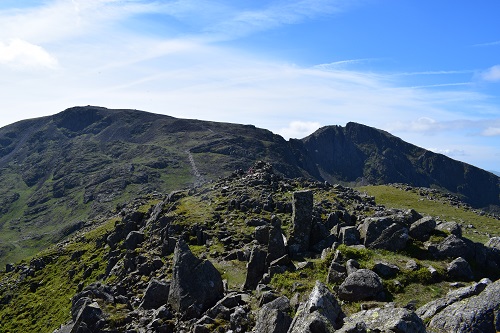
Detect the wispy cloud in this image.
<box><xmin>481</xmin><ymin>65</ymin><xmax>500</xmax><ymax>82</ymax></box>
<box><xmin>482</xmin><ymin>127</ymin><xmax>500</xmax><ymax>136</ymax></box>
<box><xmin>428</xmin><ymin>148</ymin><xmax>467</xmax><ymax>156</ymax></box>
<box><xmin>473</xmin><ymin>40</ymin><xmax>500</xmax><ymax>47</ymax></box>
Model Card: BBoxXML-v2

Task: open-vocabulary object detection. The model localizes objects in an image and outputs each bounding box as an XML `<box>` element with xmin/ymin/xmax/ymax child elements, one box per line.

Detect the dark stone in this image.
<box><xmin>338</xmin><ymin>269</ymin><xmax>383</xmax><ymax>302</ymax></box>
<box><xmin>140</xmin><ymin>279</ymin><xmax>170</xmax><ymax>310</ymax></box>
<box><xmin>409</xmin><ymin>216</ymin><xmax>436</xmax><ymax>241</ymax></box>
<box><xmin>123</xmin><ymin>231</ymin><xmax>144</xmax><ymax>250</ymax></box>
<box><xmin>167</xmin><ymin>240</ymin><xmax>224</xmax><ymax>318</ymax></box>
<box><xmin>339</xmin><ymin>226</ymin><xmax>360</xmax><ymax>246</ymax></box>
<box><xmin>372</xmin><ymin>261</ymin><xmax>400</xmax><ymax>279</ymax></box>
<box><xmin>346</xmin><ymin>259</ymin><xmax>360</xmax><ymax>276</ymax></box>
<box><xmin>359</xmin><ymin>217</ymin><xmax>408</xmax><ymax>251</ymax></box>
<box><xmin>255</xmin><ymin>225</ymin><xmax>269</xmax><ymax>245</ymax></box>
<box><xmin>327</xmin><ymin>261</ymin><xmax>347</xmax><ymax>284</ymax></box>
<box><xmin>254</xmin><ymin>296</ymin><xmax>292</xmax><ymax>333</ymax></box>
<box><xmin>288</xmin><ymin>191</ymin><xmax>313</xmax><ymax>256</ymax></box>
<box><xmin>243</xmin><ymin>246</ymin><xmax>268</xmax><ymax>290</ymax></box>
<box><xmin>430</xmin><ymin>234</ymin><xmax>472</xmax><ymax>260</ymax></box>
<box><xmin>447</xmin><ymin>257</ymin><xmax>474</xmax><ymax>281</ymax></box>
<box><xmin>267</xmin><ymin>216</ymin><xmax>286</xmax><ymax>265</ymax></box>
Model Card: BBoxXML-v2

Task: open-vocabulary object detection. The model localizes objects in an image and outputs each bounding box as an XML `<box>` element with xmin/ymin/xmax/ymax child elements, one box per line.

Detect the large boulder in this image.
<box><xmin>338</xmin><ymin>269</ymin><xmax>383</xmax><ymax>302</ymax></box>
<box><xmin>426</xmin><ymin>279</ymin><xmax>500</xmax><ymax>333</ymax></box>
<box><xmin>140</xmin><ymin>279</ymin><xmax>170</xmax><ymax>310</ymax></box>
<box><xmin>288</xmin><ymin>191</ymin><xmax>313</xmax><ymax>256</ymax></box>
<box><xmin>167</xmin><ymin>240</ymin><xmax>224</xmax><ymax>318</ymax></box>
<box><xmin>339</xmin><ymin>306</ymin><xmax>426</xmax><ymax>333</ymax></box>
<box><xmin>436</xmin><ymin>221</ymin><xmax>462</xmax><ymax>237</ymax></box>
<box><xmin>409</xmin><ymin>216</ymin><xmax>436</xmax><ymax>241</ymax></box>
<box><xmin>359</xmin><ymin>217</ymin><xmax>408</xmax><ymax>251</ymax></box>
<box><xmin>447</xmin><ymin>257</ymin><xmax>473</xmax><ymax>281</ymax></box>
<box><xmin>288</xmin><ymin>281</ymin><xmax>344</xmax><ymax>333</ymax></box>
<box><xmin>429</xmin><ymin>234</ymin><xmax>472</xmax><ymax>260</ymax></box>
<box><xmin>254</xmin><ymin>296</ymin><xmax>292</xmax><ymax>333</ymax></box>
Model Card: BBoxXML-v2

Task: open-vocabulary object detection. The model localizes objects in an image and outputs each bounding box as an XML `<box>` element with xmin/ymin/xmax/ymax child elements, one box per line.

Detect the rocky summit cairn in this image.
<box><xmin>288</xmin><ymin>190</ymin><xmax>314</xmax><ymax>256</ymax></box>
<box><xmin>167</xmin><ymin>239</ymin><xmax>224</xmax><ymax>319</ymax></box>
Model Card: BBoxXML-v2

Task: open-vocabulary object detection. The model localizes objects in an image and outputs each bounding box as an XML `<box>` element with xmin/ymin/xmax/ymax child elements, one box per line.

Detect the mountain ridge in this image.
<box><xmin>0</xmin><ymin>106</ymin><xmax>498</xmax><ymax>265</ymax></box>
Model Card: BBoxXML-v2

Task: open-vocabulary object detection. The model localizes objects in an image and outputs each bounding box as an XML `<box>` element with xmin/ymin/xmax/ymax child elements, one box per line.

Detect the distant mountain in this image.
<box><xmin>0</xmin><ymin>106</ymin><xmax>498</xmax><ymax>265</ymax></box>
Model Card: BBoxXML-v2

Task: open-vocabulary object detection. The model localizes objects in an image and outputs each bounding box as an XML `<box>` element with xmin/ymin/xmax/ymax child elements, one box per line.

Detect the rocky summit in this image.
<box><xmin>0</xmin><ymin>106</ymin><xmax>499</xmax><ymax>268</ymax></box>
<box><xmin>1</xmin><ymin>160</ymin><xmax>499</xmax><ymax>332</ymax></box>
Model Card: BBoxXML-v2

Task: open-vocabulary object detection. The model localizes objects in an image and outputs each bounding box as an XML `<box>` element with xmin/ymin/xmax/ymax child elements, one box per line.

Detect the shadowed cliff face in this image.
<box><xmin>299</xmin><ymin>122</ymin><xmax>499</xmax><ymax>208</ymax></box>
<box><xmin>0</xmin><ymin>107</ymin><xmax>498</xmax><ymax>265</ymax></box>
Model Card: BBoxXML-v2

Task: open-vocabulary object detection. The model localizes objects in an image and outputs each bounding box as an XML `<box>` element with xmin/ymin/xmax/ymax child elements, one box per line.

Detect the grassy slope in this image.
<box><xmin>358</xmin><ymin>185</ymin><xmax>499</xmax><ymax>243</ymax></box>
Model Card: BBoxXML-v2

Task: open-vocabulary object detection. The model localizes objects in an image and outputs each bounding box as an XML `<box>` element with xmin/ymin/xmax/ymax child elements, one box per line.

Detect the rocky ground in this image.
<box><xmin>1</xmin><ymin>161</ymin><xmax>499</xmax><ymax>332</ymax></box>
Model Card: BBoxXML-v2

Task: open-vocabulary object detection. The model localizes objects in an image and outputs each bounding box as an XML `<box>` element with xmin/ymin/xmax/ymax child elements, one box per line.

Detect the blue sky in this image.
<box><xmin>0</xmin><ymin>0</ymin><xmax>499</xmax><ymax>172</ymax></box>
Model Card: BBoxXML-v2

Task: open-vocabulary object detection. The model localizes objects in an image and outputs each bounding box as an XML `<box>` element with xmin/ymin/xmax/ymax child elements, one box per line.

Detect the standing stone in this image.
<box><xmin>288</xmin><ymin>191</ymin><xmax>313</xmax><ymax>256</ymax></box>
<box><xmin>244</xmin><ymin>246</ymin><xmax>268</xmax><ymax>290</ymax></box>
<box><xmin>168</xmin><ymin>240</ymin><xmax>224</xmax><ymax>318</ymax></box>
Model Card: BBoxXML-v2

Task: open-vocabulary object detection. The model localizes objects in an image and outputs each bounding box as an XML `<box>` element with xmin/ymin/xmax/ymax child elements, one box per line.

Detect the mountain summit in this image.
<box><xmin>0</xmin><ymin>106</ymin><xmax>498</xmax><ymax>265</ymax></box>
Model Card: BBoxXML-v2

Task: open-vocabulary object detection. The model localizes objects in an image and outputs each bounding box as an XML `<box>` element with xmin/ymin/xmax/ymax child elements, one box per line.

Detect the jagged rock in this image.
<box><xmin>429</xmin><ymin>234</ymin><xmax>472</xmax><ymax>260</ymax></box>
<box><xmin>244</xmin><ymin>246</ymin><xmax>268</xmax><ymax>290</ymax></box>
<box><xmin>426</xmin><ymin>278</ymin><xmax>500</xmax><ymax>333</ymax></box>
<box><xmin>339</xmin><ymin>226</ymin><xmax>360</xmax><ymax>246</ymax></box>
<box><xmin>140</xmin><ymin>279</ymin><xmax>170</xmax><ymax>310</ymax></box>
<box><xmin>288</xmin><ymin>190</ymin><xmax>313</xmax><ymax>256</ymax></box>
<box><xmin>288</xmin><ymin>281</ymin><xmax>344</xmax><ymax>333</ymax></box>
<box><xmin>339</xmin><ymin>306</ymin><xmax>426</xmax><ymax>333</ymax></box>
<box><xmin>71</xmin><ymin>300</ymin><xmax>105</xmax><ymax>333</ymax></box>
<box><xmin>409</xmin><ymin>216</ymin><xmax>436</xmax><ymax>241</ymax></box>
<box><xmin>416</xmin><ymin>278</ymin><xmax>491</xmax><ymax>321</ymax></box>
<box><xmin>327</xmin><ymin>261</ymin><xmax>347</xmax><ymax>284</ymax></box>
<box><xmin>346</xmin><ymin>259</ymin><xmax>360</xmax><ymax>276</ymax></box>
<box><xmin>436</xmin><ymin>221</ymin><xmax>462</xmax><ymax>237</ymax></box>
<box><xmin>447</xmin><ymin>257</ymin><xmax>474</xmax><ymax>281</ymax></box>
<box><xmin>267</xmin><ymin>216</ymin><xmax>286</xmax><ymax>265</ymax></box>
<box><xmin>5</xmin><ymin>263</ymin><xmax>14</xmax><ymax>273</ymax></box>
<box><xmin>124</xmin><ymin>231</ymin><xmax>145</xmax><ymax>250</ymax></box>
<box><xmin>338</xmin><ymin>269</ymin><xmax>383</xmax><ymax>302</ymax></box>
<box><xmin>167</xmin><ymin>240</ymin><xmax>224</xmax><ymax>318</ymax></box>
<box><xmin>255</xmin><ymin>225</ymin><xmax>270</xmax><ymax>245</ymax></box>
<box><xmin>359</xmin><ymin>217</ymin><xmax>409</xmax><ymax>251</ymax></box>
<box><xmin>254</xmin><ymin>296</ymin><xmax>292</xmax><ymax>333</ymax></box>
<box><xmin>372</xmin><ymin>261</ymin><xmax>400</xmax><ymax>279</ymax></box>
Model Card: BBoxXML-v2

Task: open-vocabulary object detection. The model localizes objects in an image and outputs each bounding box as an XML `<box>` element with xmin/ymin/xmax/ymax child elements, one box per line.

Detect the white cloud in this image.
<box><xmin>0</xmin><ymin>38</ymin><xmax>58</xmax><ymax>69</ymax></box>
<box><xmin>481</xmin><ymin>65</ymin><xmax>500</xmax><ymax>82</ymax></box>
<box><xmin>277</xmin><ymin>121</ymin><xmax>322</xmax><ymax>139</ymax></box>
<box><xmin>482</xmin><ymin>127</ymin><xmax>500</xmax><ymax>136</ymax></box>
<box><xmin>428</xmin><ymin>148</ymin><xmax>467</xmax><ymax>157</ymax></box>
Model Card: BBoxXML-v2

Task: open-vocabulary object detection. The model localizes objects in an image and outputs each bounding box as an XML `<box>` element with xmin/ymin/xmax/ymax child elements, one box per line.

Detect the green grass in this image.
<box><xmin>358</xmin><ymin>185</ymin><xmax>499</xmax><ymax>243</ymax></box>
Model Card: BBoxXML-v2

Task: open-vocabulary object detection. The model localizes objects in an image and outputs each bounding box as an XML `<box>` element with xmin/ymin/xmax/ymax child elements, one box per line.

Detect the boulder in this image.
<box><xmin>359</xmin><ymin>217</ymin><xmax>408</xmax><ymax>251</ymax></box>
<box><xmin>447</xmin><ymin>257</ymin><xmax>474</xmax><ymax>281</ymax></box>
<box><xmin>409</xmin><ymin>216</ymin><xmax>436</xmax><ymax>241</ymax></box>
<box><xmin>243</xmin><ymin>246</ymin><xmax>268</xmax><ymax>290</ymax></box>
<box><xmin>339</xmin><ymin>306</ymin><xmax>426</xmax><ymax>333</ymax></box>
<box><xmin>267</xmin><ymin>216</ymin><xmax>287</xmax><ymax>265</ymax></box>
<box><xmin>426</xmin><ymin>279</ymin><xmax>500</xmax><ymax>333</ymax></box>
<box><xmin>372</xmin><ymin>261</ymin><xmax>400</xmax><ymax>279</ymax></box>
<box><xmin>124</xmin><ymin>231</ymin><xmax>144</xmax><ymax>250</ymax></box>
<box><xmin>429</xmin><ymin>234</ymin><xmax>472</xmax><ymax>260</ymax></box>
<box><xmin>436</xmin><ymin>221</ymin><xmax>462</xmax><ymax>237</ymax></box>
<box><xmin>167</xmin><ymin>240</ymin><xmax>224</xmax><ymax>318</ymax></box>
<box><xmin>416</xmin><ymin>278</ymin><xmax>491</xmax><ymax>321</ymax></box>
<box><xmin>140</xmin><ymin>279</ymin><xmax>170</xmax><ymax>310</ymax></box>
<box><xmin>288</xmin><ymin>191</ymin><xmax>313</xmax><ymax>256</ymax></box>
<box><xmin>254</xmin><ymin>296</ymin><xmax>292</xmax><ymax>333</ymax></box>
<box><xmin>255</xmin><ymin>225</ymin><xmax>270</xmax><ymax>245</ymax></box>
<box><xmin>327</xmin><ymin>261</ymin><xmax>347</xmax><ymax>284</ymax></box>
<box><xmin>339</xmin><ymin>226</ymin><xmax>360</xmax><ymax>246</ymax></box>
<box><xmin>338</xmin><ymin>269</ymin><xmax>383</xmax><ymax>302</ymax></box>
<box><xmin>288</xmin><ymin>281</ymin><xmax>344</xmax><ymax>333</ymax></box>
<box><xmin>346</xmin><ymin>259</ymin><xmax>360</xmax><ymax>276</ymax></box>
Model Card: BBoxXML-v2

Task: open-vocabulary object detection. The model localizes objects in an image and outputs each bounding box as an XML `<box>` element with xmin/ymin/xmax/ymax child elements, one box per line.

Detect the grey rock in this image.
<box><xmin>288</xmin><ymin>281</ymin><xmax>344</xmax><ymax>333</ymax></box>
<box><xmin>409</xmin><ymin>216</ymin><xmax>436</xmax><ymax>241</ymax></box>
<box><xmin>339</xmin><ymin>226</ymin><xmax>360</xmax><ymax>246</ymax></box>
<box><xmin>327</xmin><ymin>261</ymin><xmax>347</xmax><ymax>284</ymax></box>
<box><xmin>254</xmin><ymin>296</ymin><xmax>292</xmax><ymax>333</ymax></box>
<box><xmin>416</xmin><ymin>278</ymin><xmax>491</xmax><ymax>321</ymax></box>
<box><xmin>447</xmin><ymin>257</ymin><xmax>474</xmax><ymax>281</ymax></box>
<box><xmin>244</xmin><ymin>246</ymin><xmax>268</xmax><ymax>290</ymax></box>
<box><xmin>124</xmin><ymin>231</ymin><xmax>144</xmax><ymax>250</ymax></box>
<box><xmin>338</xmin><ymin>269</ymin><xmax>383</xmax><ymax>302</ymax></box>
<box><xmin>339</xmin><ymin>306</ymin><xmax>425</xmax><ymax>333</ymax></box>
<box><xmin>405</xmin><ymin>259</ymin><xmax>419</xmax><ymax>271</ymax></box>
<box><xmin>288</xmin><ymin>191</ymin><xmax>313</xmax><ymax>256</ymax></box>
<box><xmin>267</xmin><ymin>216</ymin><xmax>287</xmax><ymax>265</ymax></box>
<box><xmin>255</xmin><ymin>225</ymin><xmax>270</xmax><ymax>245</ymax></box>
<box><xmin>167</xmin><ymin>240</ymin><xmax>224</xmax><ymax>318</ymax></box>
<box><xmin>372</xmin><ymin>262</ymin><xmax>400</xmax><ymax>279</ymax></box>
<box><xmin>346</xmin><ymin>259</ymin><xmax>360</xmax><ymax>276</ymax></box>
<box><xmin>430</xmin><ymin>234</ymin><xmax>472</xmax><ymax>260</ymax></box>
<box><xmin>140</xmin><ymin>279</ymin><xmax>170</xmax><ymax>310</ymax></box>
<box><xmin>427</xmin><ymin>279</ymin><xmax>500</xmax><ymax>333</ymax></box>
<box><xmin>359</xmin><ymin>217</ymin><xmax>409</xmax><ymax>251</ymax></box>
<box><xmin>436</xmin><ymin>221</ymin><xmax>462</xmax><ymax>237</ymax></box>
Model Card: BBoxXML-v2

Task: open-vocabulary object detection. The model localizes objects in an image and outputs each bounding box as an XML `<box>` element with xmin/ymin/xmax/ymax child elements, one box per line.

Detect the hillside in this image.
<box><xmin>0</xmin><ymin>106</ymin><xmax>498</xmax><ymax>266</ymax></box>
<box><xmin>1</xmin><ymin>162</ymin><xmax>499</xmax><ymax>332</ymax></box>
